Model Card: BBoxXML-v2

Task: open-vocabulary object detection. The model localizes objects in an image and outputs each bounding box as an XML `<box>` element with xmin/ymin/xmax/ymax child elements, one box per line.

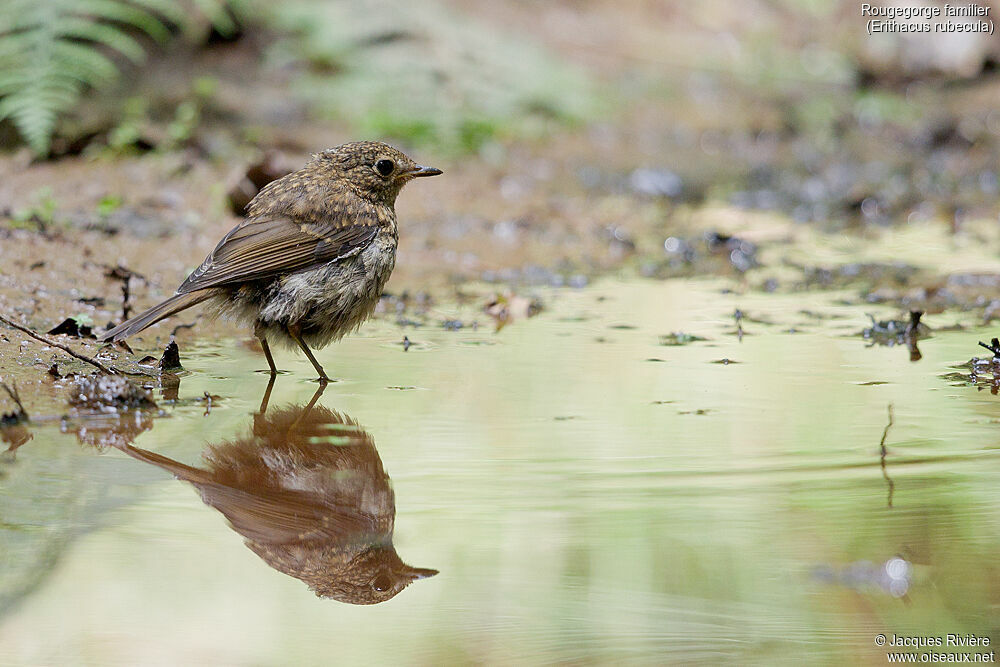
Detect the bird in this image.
<box><xmin>98</xmin><ymin>141</ymin><xmax>442</xmax><ymax>382</ymax></box>
<box><xmin>115</xmin><ymin>385</ymin><xmax>438</xmax><ymax>604</ymax></box>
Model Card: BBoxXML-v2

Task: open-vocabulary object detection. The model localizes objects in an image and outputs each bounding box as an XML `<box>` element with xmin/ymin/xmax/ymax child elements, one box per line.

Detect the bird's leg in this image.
<box><xmin>302</xmin><ymin>383</ymin><xmax>326</xmax><ymax>413</ymax></box>
<box><xmin>254</xmin><ymin>322</ymin><xmax>278</xmax><ymax>375</ymax></box>
<box><xmin>257</xmin><ymin>372</ymin><xmax>276</xmax><ymax>415</ymax></box>
<box><xmin>288</xmin><ymin>383</ymin><xmax>327</xmax><ymax>432</ymax></box>
<box><xmin>288</xmin><ymin>324</ymin><xmax>330</xmax><ymax>384</ymax></box>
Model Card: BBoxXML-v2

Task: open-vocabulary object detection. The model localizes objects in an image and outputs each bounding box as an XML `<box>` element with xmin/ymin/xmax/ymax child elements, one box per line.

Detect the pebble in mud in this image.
<box><xmin>628</xmin><ymin>167</ymin><xmax>683</xmax><ymax>198</ymax></box>
<box><xmin>649</xmin><ymin>231</ymin><xmax>759</xmax><ymax>278</ymax></box>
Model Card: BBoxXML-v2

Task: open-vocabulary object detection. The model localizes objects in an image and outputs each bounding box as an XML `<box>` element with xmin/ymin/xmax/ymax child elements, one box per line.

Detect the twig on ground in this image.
<box><xmin>0</xmin><ymin>312</ymin><xmax>121</xmax><ymax>375</ymax></box>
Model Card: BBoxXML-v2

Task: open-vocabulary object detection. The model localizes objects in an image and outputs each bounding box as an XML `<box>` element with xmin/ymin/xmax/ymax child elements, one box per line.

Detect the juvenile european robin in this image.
<box><xmin>99</xmin><ymin>141</ymin><xmax>442</xmax><ymax>382</ymax></box>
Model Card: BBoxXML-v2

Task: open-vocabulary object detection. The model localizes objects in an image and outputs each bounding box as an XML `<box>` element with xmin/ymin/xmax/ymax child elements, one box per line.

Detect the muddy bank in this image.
<box><xmin>5</xmin><ymin>1</ymin><xmax>1000</xmax><ymax>400</ymax></box>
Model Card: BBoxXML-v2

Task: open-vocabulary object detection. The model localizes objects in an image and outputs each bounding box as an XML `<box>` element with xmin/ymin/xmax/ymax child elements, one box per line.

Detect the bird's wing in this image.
<box><xmin>196</xmin><ymin>483</ymin><xmax>377</xmax><ymax>545</ymax></box>
<box><xmin>176</xmin><ymin>214</ymin><xmax>379</xmax><ymax>293</ymax></box>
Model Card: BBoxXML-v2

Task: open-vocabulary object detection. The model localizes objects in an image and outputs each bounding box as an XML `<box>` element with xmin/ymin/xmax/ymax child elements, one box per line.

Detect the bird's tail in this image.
<box><xmin>116</xmin><ymin>443</ymin><xmax>211</xmax><ymax>485</ymax></box>
<box><xmin>99</xmin><ymin>291</ymin><xmax>213</xmax><ymax>342</ymax></box>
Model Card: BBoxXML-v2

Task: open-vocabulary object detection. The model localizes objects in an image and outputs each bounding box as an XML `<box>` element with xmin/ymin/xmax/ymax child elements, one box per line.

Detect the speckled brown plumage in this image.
<box><xmin>99</xmin><ymin>141</ymin><xmax>442</xmax><ymax>381</ymax></box>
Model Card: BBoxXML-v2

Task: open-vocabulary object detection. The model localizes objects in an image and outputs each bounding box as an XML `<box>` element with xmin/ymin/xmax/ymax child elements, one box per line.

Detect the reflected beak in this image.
<box><xmin>410</xmin><ymin>164</ymin><xmax>443</xmax><ymax>178</ymax></box>
<box><xmin>407</xmin><ymin>567</ymin><xmax>439</xmax><ymax>580</ymax></box>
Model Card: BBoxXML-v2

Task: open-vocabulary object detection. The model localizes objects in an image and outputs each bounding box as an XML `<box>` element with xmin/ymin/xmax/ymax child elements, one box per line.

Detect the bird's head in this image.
<box><xmin>308</xmin><ymin>544</ymin><xmax>439</xmax><ymax>605</ymax></box>
<box><xmin>314</xmin><ymin>141</ymin><xmax>442</xmax><ymax>206</ymax></box>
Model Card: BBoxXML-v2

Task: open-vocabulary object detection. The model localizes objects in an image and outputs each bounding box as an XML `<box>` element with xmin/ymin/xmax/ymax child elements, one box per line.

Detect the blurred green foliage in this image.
<box><xmin>96</xmin><ymin>195</ymin><xmax>124</xmax><ymax>218</ymax></box>
<box><xmin>10</xmin><ymin>187</ymin><xmax>58</xmax><ymax>232</ymax></box>
<box><xmin>0</xmin><ymin>0</ymin><xmax>242</xmax><ymax>156</ymax></box>
<box><xmin>268</xmin><ymin>0</ymin><xmax>600</xmax><ymax>152</ymax></box>
<box><xmin>106</xmin><ymin>77</ymin><xmax>217</xmax><ymax>154</ymax></box>
<box><xmin>0</xmin><ymin>0</ymin><xmax>598</xmax><ymax>156</ymax></box>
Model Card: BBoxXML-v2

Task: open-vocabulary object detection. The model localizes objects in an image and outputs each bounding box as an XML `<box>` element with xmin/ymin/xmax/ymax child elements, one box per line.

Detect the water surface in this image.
<box><xmin>1</xmin><ymin>278</ymin><xmax>998</xmax><ymax>664</ymax></box>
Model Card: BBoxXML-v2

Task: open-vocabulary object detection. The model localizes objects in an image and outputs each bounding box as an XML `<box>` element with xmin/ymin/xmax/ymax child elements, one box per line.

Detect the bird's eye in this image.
<box><xmin>374</xmin><ymin>159</ymin><xmax>395</xmax><ymax>177</ymax></box>
<box><xmin>371</xmin><ymin>573</ymin><xmax>393</xmax><ymax>592</ymax></box>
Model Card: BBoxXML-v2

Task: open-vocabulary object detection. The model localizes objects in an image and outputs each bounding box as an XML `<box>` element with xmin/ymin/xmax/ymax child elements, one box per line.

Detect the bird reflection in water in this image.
<box><xmin>116</xmin><ymin>379</ymin><xmax>437</xmax><ymax>604</ymax></box>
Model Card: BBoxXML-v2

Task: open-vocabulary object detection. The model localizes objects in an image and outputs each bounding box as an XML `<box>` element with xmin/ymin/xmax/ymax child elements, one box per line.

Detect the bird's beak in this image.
<box><xmin>410</xmin><ymin>165</ymin><xmax>443</xmax><ymax>178</ymax></box>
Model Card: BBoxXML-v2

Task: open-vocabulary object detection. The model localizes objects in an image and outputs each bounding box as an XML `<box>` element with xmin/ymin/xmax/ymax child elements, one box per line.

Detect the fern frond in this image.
<box><xmin>0</xmin><ymin>76</ymin><xmax>80</xmax><ymax>153</ymax></box>
<box><xmin>72</xmin><ymin>0</ymin><xmax>173</xmax><ymax>43</ymax></box>
<box><xmin>0</xmin><ymin>0</ymin><xmax>247</xmax><ymax>155</ymax></box>
<box><xmin>130</xmin><ymin>0</ymin><xmax>192</xmax><ymax>29</ymax></box>
<box><xmin>52</xmin><ymin>18</ymin><xmax>149</xmax><ymax>62</ymax></box>
<box><xmin>191</xmin><ymin>0</ymin><xmax>238</xmax><ymax>36</ymax></box>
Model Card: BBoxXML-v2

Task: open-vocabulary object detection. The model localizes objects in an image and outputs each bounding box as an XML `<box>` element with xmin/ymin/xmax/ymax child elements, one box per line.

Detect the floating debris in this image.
<box><xmin>658</xmin><ymin>332</ymin><xmax>708</xmax><ymax>346</ymax></box>
<box><xmin>798</xmin><ymin>310</ymin><xmax>844</xmax><ymax>321</ymax></box>
<box><xmin>861</xmin><ymin>310</ymin><xmax>930</xmax><ymax>361</ymax></box>
<box><xmin>863</xmin><ymin>311</ymin><xmax>927</xmax><ymax>344</ymax></box>
<box><xmin>863</xmin><ymin>311</ymin><xmax>928</xmax><ymax>362</ymax></box>
<box><xmin>484</xmin><ymin>293</ymin><xmax>542</xmax><ymax>331</ymax></box>
<box><xmin>201</xmin><ymin>391</ymin><xmax>221</xmax><ymax>416</ymax></box>
<box><xmin>942</xmin><ymin>351</ymin><xmax>1000</xmax><ymax>394</ymax></box>
<box><xmin>977</xmin><ymin>337</ymin><xmax>1000</xmax><ymax>358</ymax></box>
